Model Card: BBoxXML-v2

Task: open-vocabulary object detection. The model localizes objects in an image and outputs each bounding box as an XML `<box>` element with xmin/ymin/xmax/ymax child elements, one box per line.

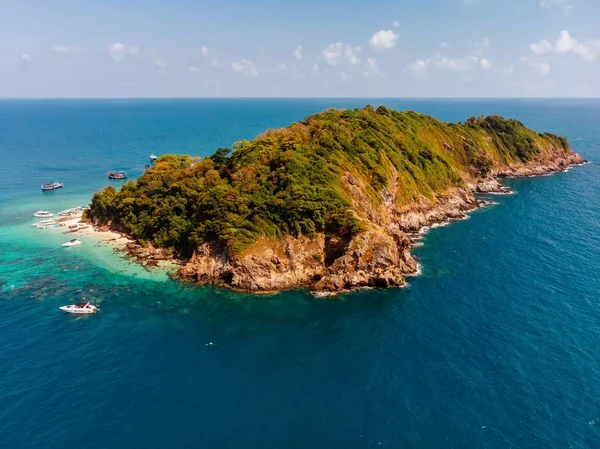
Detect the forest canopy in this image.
<box><xmin>86</xmin><ymin>106</ymin><xmax>568</xmax><ymax>255</ymax></box>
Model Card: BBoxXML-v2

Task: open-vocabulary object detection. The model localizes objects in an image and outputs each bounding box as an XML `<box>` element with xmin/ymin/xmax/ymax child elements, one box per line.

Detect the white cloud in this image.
<box><xmin>409</xmin><ymin>54</ymin><xmax>492</xmax><ymax>74</ymax></box>
<box><xmin>19</xmin><ymin>53</ymin><xmax>32</xmax><ymax>70</ymax></box>
<box><xmin>322</xmin><ymin>42</ymin><xmax>361</xmax><ymax>65</ymax></box>
<box><xmin>340</xmin><ymin>72</ymin><xmax>351</xmax><ymax>81</ymax></box>
<box><xmin>232</xmin><ymin>59</ymin><xmax>258</xmax><ymax>76</ymax></box>
<box><xmin>155</xmin><ymin>58</ymin><xmax>168</xmax><ymax>69</ymax></box>
<box><xmin>293</xmin><ymin>45</ymin><xmax>303</xmax><ymax>60</ymax></box>
<box><xmin>108</xmin><ymin>42</ymin><xmax>139</xmax><ymax>61</ymax></box>
<box><xmin>529</xmin><ymin>30</ymin><xmax>600</xmax><ymax>61</ymax></box>
<box><xmin>369</xmin><ymin>30</ymin><xmax>399</xmax><ymax>51</ymax></box>
<box><xmin>211</xmin><ymin>59</ymin><xmax>224</xmax><ymax>69</ymax></box>
<box><xmin>189</xmin><ymin>66</ymin><xmax>199</xmax><ymax>72</ymax></box>
<box><xmin>530</xmin><ymin>39</ymin><xmax>553</xmax><ymax>55</ymax></box>
<box><xmin>480</xmin><ymin>58</ymin><xmax>492</xmax><ymax>69</ymax></box>
<box><xmin>440</xmin><ymin>41</ymin><xmax>449</xmax><ymax>49</ymax></box>
<box><xmin>435</xmin><ymin>56</ymin><xmax>480</xmax><ymax>71</ymax></box>
<box><xmin>201</xmin><ymin>46</ymin><xmax>208</xmax><ymax>57</ymax></box>
<box><xmin>362</xmin><ymin>57</ymin><xmax>382</xmax><ymax>77</ymax></box>
<box><xmin>50</xmin><ymin>45</ymin><xmax>78</xmax><ymax>54</ymax></box>
<box><xmin>408</xmin><ymin>58</ymin><xmax>430</xmax><ymax>73</ymax></box>
<box><xmin>392</xmin><ymin>21</ymin><xmax>400</xmax><ymax>28</ymax></box>
<box><xmin>521</xmin><ymin>56</ymin><xmax>551</xmax><ymax>75</ymax></box>
<box><xmin>556</xmin><ymin>30</ymin><xmax>598</xmax><ymax>59</ymax></box>
<box><xmin>555</xmin><ymin>30</ymin><xmax>578</xmax><ymax>53</ymax></box>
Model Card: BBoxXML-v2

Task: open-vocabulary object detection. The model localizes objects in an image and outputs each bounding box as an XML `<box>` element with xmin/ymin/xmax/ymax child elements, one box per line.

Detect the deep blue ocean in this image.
<box><xmin>0</xmin><ymin>99</ymin><xmax>599</xmax><ymax>449</ymax></box>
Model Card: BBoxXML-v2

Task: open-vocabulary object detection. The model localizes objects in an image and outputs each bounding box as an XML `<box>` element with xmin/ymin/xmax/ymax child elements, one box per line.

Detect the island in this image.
<box><xmin>85</xmin><ymin>106</ymin><xmax>584</xmax><ymax>294</ymax></box>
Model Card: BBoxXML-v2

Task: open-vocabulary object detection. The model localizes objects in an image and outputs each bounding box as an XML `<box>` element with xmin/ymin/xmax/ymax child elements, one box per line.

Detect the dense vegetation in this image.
<box><xmin>86</xmin><ymin>106</ymin><xmax>568</xmax><ymax>255</ymax></box>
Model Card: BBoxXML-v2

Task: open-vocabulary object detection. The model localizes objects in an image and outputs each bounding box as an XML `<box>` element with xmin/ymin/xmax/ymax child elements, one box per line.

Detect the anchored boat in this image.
<box><xmin>107</xmin><ymin>171</ymin><xmax>127</xmax><ymax>180</ymax></box>
<box><xmin>145</xmin><ymin>154</ymin><xmax>159</xmax><ymax>169</ymax></box>
<box><xmin>34</xmin><ymin>211</ymin><xmax>54</xmax><ymax>218</ymax></box>
<box><xmin>41</xmin><ymin>182</ymin><xmax>64</xmax><ymax>191</ymax></box>
<box><xmin>33</xmin><ymin>220</ymin><xmax>59</xmax><ymax>229</ymax></box>
<box><xmin>62</xmin><ymin>239</ymin><xmax>82</xmax><ymax>247</ymax></box>
<box><xmin>32</xmin><ymin>219</ymin><xmax>56</xmax><ymax>227</ymax></box>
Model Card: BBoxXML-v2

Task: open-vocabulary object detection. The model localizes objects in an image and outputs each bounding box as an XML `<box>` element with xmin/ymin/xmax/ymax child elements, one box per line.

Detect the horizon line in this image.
<box><xmin>0</xmin><ymin>96</ymin><xmax>599</xmax><ymax>101</ymax></box>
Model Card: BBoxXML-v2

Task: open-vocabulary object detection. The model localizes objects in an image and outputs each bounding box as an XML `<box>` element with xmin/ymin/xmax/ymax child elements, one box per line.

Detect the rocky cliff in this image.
<box><xmin>86</xmin><ymin>106</ymin><xmax>585</xmax><ymax>294</ymax></box>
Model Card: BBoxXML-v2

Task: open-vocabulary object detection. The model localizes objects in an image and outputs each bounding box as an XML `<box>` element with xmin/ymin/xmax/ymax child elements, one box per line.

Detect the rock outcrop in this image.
<box><xmin>176</xmin><ymin>151</ymin><xmax>585</xmax><ymax>294</ymax></box>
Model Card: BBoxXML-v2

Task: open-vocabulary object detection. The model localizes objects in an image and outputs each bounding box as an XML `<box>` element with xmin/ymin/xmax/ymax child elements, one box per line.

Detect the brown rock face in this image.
<box><xmin>177</xmin><ymin>235</ymin><xmax>326</xmax><ymax>293</ymax></box>
<box><xmin>177</xmin><ymin>229</ymin><xmax>418</xmax><ymax>294</ymax></box>
<box><xmin>494</xmin><ymin>152</ymin><xmax>584</xmax><ymax>177</ymax></box>
<box><xmin>313</xmin><ymin>230</ymin><xmax>417</xmax><ymax>292</ymax></box>
<box><xmin>175</xmin><ymin>149</ymin><xmax>585</xmax><ymax>294</ymax></box>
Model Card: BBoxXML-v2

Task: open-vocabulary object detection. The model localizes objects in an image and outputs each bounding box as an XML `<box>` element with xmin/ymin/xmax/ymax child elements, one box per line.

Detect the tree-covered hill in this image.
<box><xmin>86</xmin><ymin>105</ymin><xmax>571</xmax><ymax>257</ymax></box>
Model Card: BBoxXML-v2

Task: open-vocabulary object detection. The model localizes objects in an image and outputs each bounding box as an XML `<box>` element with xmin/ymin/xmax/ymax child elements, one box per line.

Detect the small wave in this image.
<box><xmin>419</xmin><ymin>226</ymin><xmax>430</xmax><ymax>235</ymax></box>
<box><xmin>430</xmin><ymin>221</ymin><xmax>450</xmax><ymax>229</ymax></box>
<box><xmin>311</xmin><ymin>291</ymin><xmax>337</xmax><ymax>298</ymax></box>
<box><xmin>412</xmin><ymin>242</ymin><xmax>424</xmax><ymax>248</ymax></box>
<box><xmin>406</xmin><ymin>263</ymin><xmax>422</xmax><ymax>277</ymax></box>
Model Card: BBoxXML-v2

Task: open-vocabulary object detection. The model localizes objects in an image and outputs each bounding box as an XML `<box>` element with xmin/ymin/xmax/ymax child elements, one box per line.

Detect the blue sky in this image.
<box><xmin>1</xmin><ymin>0</ymin><xmax>599</xmax><ymax>97</ymax></box>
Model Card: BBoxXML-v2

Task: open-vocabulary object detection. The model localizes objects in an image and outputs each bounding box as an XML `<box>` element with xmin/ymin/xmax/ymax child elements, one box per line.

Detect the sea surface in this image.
<box><xmin>0</xmin><ymin>99</ymin><xmax>599</xmax><ymax>449</ymax></box>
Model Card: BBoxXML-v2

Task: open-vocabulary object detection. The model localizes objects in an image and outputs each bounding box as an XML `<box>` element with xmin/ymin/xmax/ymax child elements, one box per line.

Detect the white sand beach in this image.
<box><xmin>56</xmin><ymin>212</ymin><xmax>134</xmax><ymax>249</ymax></box>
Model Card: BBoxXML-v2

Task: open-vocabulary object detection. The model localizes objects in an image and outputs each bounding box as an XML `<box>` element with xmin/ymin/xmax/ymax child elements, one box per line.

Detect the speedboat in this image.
<box><xmin>59</xmin><ymin>302</ymin><xmax>98</xmax><ymax>315</ymax></box>
<box><xmin>34</xmin><ymin>211</ymin><xmax>54</xmax><ymax>218</ymax></box>
<box><xmin>62</xmin><ymin>239</ymin><xmax>82</xmax><ymax>247</ymax></box>
<box><xmin>42</xmin><ymin>182</ymin><xmax>64</xmax><ymax>191</ymax></box>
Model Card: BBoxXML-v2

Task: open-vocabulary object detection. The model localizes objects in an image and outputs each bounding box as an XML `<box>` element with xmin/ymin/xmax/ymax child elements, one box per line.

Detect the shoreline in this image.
<box><xmin>58</xmin><ymin>213</ymin><xmax>134</xmax><ymax>247</ymax></box>
<box><xmin>56</xmin><ymin>213</ymin><xmax>178</xmax><ymax>273</ymax></box>
<box><xmin>401</xmin><ymin>158</ymin><xmax>589</xmax><ymax>256</ymax></box>
<box><xmin>78</xmin><ymin>157</ymin><xmax>588</xmax><ymax>295</ymax></box>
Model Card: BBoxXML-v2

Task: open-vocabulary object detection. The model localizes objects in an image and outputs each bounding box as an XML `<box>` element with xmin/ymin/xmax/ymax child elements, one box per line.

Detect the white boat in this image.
<box><xmin>59</xmin><ymin>208</ymin><xmax>78</xmax><ymax>216</ymax></box>
<box><xmin>34</xmin><ymin>211</ymin><xmax>54</xmax><ymax>218</ymax></box>
<box><xmin>59</xmin><ymin>302</ymin><xmax>98</xmax><ymax>315</ymax></box>
<box><xmin>41</xmin><ymin>182</ymin><xmax>64</xmax><ymax>192</ymax></box>
<box><xmin>62</xmin><ymin>239</ymin><xmax>82</xmax><ymax>247</ymax></box>
<box><xmin>34</xmin><ymin>220</ymin><xmax>59</xmax><ymax>229</ymax></box>
<box><xmin>32</xmin><ymin>219</ymin><xmax>56</xmax><ymax>227</ymax></box>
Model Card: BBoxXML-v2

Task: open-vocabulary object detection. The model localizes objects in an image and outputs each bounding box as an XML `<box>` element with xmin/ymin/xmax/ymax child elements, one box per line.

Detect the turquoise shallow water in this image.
<box><xmin>1</xmin><ymin>99</ymin><xmax>599</xmax><ymax>448</ymax></box>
